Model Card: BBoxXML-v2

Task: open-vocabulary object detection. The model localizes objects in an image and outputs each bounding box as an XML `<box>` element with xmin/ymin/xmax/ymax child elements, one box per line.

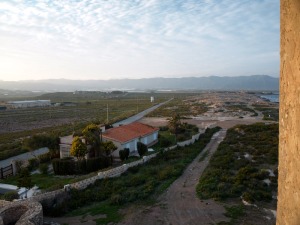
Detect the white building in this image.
<box><xmin>59</xmin><ymin>122</ymin><xmax>159</xmax><ymax>158</ymax></box>
<box><xmin>59</xmin><ymin>135</ymin><xmax>74</xmax><ymax>158</ymax></box>
<box><xmin>102</xmin><ymin>122</ymin><xmax>159</xmax><ymax>156</ymax></box>
<box><xmin>7</xmin><ymin>100</ymin><xmax>51</xmax><ymax>109</ymax></box>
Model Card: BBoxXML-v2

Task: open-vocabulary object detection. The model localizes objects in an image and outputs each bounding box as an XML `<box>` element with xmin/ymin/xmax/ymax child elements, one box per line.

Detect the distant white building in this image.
<box><xmin>7</xmin><ymin>100</ymin><xmax>51</xmax><ymax>109</ymax></box>
<box><xmin>150</xmin><ymin>96</ymin><xmax>154</xmax><ymax>102</ymax></box>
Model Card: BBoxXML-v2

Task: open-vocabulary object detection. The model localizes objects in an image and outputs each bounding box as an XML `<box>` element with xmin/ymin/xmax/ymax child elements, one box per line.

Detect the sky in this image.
<box><xmin>0</xmin><ymin>0</ymin><xmax>279</xmax><ymax>81</ymax></box>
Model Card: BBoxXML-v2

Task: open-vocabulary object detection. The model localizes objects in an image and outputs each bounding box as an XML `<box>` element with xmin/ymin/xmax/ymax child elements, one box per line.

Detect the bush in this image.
<box><xmin>38</xmin><ymin>152</ymin><xmax>51</xmax><ymax>163</ymax></box>
<box><xmin>52</xmin><ymin>156</ymin><xmax>112</xmax><ymax>175</ymax></box>
<box><xmin>242</xmin><ymin>192</ymin><xmax>254</xmax><ymax>203</ymax></box>
<box><xmin>176</xmin><ymin>134</ymin><xmax>186</xmax><ymax>142</ymax></box>
<box><xmin>86</xmin><ymin>157</ymin><xmax>106</xmax><ymax>173</ymax></box>
<box><xmin>28</xmin><ymin>158</ymin><xmax>39</xmax><ymax>171</ymax></box>
<box><xmin>119</xmin><ymin>148</ymin><xmax>130</xmax><ymax>161</ymax></box>
<box><xmin>39</xmin><ymin>163</ymin><xmax>48</xmax><ymax>175</ymax></box>
<box><xmin>160</xmin><ymin>137</ymin><xmax>172</xmax><ymax>148</ymax></box>
<box><xmin>159</xmin><ymin>126</ymin><xmax>169</xmax><ymax>131</ymax></box>
<box><xmin>23</xmin><ymin>135</ymin><xmax>59</xmax><ymax>151</ymax></box>
<box><xmin>52</xmin><ymin>158</ymin><xmax>76</xmax><ymax>175</ymax></box>
<box><xmin>137</xmin><ymin>142</ymin><xmax>148</xmax><ymax>157</ymax></box>
<box><xmin>2</xmin><ymin>191</ymin><xmax>19</xmax><ymax>201</ymax></box>
<box><xmin>124</xmin><ymin>148</ymin><xmax>130</xmax><ymax>159</ymax></box>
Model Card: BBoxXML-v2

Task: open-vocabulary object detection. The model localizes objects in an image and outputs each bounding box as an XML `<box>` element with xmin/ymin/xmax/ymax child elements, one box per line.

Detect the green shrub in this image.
<box><xmin>124</xmin><ymin>148</ymin><xmax>130</xmax><ymax>159</ymax></box>
<box><xmin>77</xmin><ymin>159</ymin><xmax>87</xmax><ymax>173</ymax></box>
<box><xmin>39</xmin><ymin>163</ymin><xmax>48</xmax><ymax>175</ymax></box>
<box><xmin>176</xmin><ymin>134</ymin><xmax>186</xmax><ymax>142</ymax></box>
<box><xmin>52</xmin><ymin>158</ymin><xmax>76</xmax><ymax>175</ymax></box>
<box><xmin>52</xmin><ymin>156</ymin><xmax>112</xmax><ymax>175</ymax></box>
<box><xmin>137</xmin><ymin>142</ymin><xmax>148</xmax><ymax>157</ymax></box>
<box><xmin>160</xmin><ymin>137</ymin><xmax>172</xmax><ymax>147</ymax></box>
<box><xmin>224</xmin><ymin>205</ymin><xmax>245</xmax><ymax>219</ymax></box>
<box><xmin>242</xmin><ymin>192</ymin><xmax>254</xmax><ymax>203</ymax></box>
<box><xmin>110</xmin><ymin>194</ymin><xmax>123</xmax><ymax>205</ymax></box>
<box><xmin>2</xmin><ymin>191</ymin><xmax>19</xmax><ymax>201</ymax></box>
<box><xmin>28</xmin><ymin>158</ymin><xmax>39</xmax><ymax>171</ymax></box>
<box><xmin>38</xmin><ymin>152</ymin><xmax>51</xmax><ymax>163</ymax></box>
<box><xmin>119</xmin><ymin>148</ymin><xmax>130</xmax><ymax>161</ymax></box>
<box><xmin>159</xmin><ymin>126</ymin><xmax>169</xmax><ymax>131</ymax></box>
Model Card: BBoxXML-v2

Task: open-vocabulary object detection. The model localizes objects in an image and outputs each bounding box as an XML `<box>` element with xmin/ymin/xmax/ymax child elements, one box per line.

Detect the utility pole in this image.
<box><xmin>106</xmin><ymin>104</ymin><xmax>109</xmax><ymax>124</ymax></box>
<box><xmin>137</xmin><ymin>97</ymin><xmax>139</xmax><ymax>113</ymax></box>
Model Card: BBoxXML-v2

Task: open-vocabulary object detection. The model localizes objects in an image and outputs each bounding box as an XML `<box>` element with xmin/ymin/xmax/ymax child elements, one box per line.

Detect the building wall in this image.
<box><xmin>59</xmin><ymin>144</ymin><xmax>71</xmax><ymax>158</ymax></box>
<box><xmin>277</xmin><ymin>1</ymin><xmax>300</xmax><ymax>224</ymax></box>
<box><xmin>107</xmin><ymin>131</ymin><xmax>158</xmax><ymax>157</ymax></box>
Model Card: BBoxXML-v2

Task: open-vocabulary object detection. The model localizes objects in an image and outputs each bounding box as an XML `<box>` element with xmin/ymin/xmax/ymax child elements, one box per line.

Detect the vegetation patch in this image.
<box><xmin>253</xmin><ymin>105</ymin><xmax>279</xmax><ymax>121</ymax></box>
<box><xmin>225</xmin><ymin>104</ymin><xmax>258</xmax><ymax>117</ymax></box>
<box><xmin>67</xmin><ymin>201</ymin><xmax>123</xmax><ymax>225</ymax></box>
<box><xmin>197</xmin><ymin>123</ymin><xmax>278</xmax><ymax>203</ymax></box>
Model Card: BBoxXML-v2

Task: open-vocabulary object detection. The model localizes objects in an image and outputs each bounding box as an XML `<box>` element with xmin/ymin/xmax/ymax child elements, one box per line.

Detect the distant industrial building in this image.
<box><xmin>7</xmin><ymin>100</ymin><xmax>51</xmax><ymax>109</ymax></box>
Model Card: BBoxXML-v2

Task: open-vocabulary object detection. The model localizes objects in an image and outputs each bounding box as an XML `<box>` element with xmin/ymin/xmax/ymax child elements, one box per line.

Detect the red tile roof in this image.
<box><xmin>102</xmin><ymin>122</ymin><xmax>159</xmax><ymax>143</ymax></box>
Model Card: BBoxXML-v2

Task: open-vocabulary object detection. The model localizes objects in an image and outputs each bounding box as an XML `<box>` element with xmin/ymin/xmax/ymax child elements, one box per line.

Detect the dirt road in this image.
<box><xmin>118</xmin><ymin>129</ymin><xmax>229</xmax><ymax>225</ymax></box>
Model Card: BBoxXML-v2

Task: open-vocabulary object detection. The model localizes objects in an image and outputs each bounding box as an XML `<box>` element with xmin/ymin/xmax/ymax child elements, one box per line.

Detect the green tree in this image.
<box><xmin>70</xmin><ymin>137</ymin><xmax>88</xmax><ymax>159</ymax></box>
<box><xmin>17</xmin><ymin>168</ymin><xmax>33</xmax><ymax>198</ymax></box>
<box><xmin>82</xmin><ymin>124</ymin><xmax>102</xmax><ymax>157</ymax></box>
<box><xmin>119</xmin><ymin>148</ymin><xmax>130</xmax><ymax>161</ymax></box>
<box><xmin>168</xmin><ymin>113</ymin><xmax>182</xmax><ymax>135</ymax></box>
<box><xmin>103</xmin><ymin>141</ymin><xmax>117</xmax><ymax>156</ymax></box>
<box><xmin>137</xmin><ymin>142</ymin><xmax>148</xmax><ymax>157</ymax></box>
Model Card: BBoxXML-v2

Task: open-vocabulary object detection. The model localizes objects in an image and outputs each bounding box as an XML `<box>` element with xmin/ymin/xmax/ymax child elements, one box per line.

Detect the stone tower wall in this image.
<box><xmin>277</xmin><ymin>0</ymin><xmax>300</xmax><ymax>224</ymax></box>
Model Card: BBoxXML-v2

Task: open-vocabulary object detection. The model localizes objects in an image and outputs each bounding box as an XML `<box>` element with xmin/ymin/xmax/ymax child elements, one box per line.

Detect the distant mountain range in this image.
<box><xmin>0</xmin><ymin>75</ymin><xmax>279</xmax><ymax>91</ymax></box>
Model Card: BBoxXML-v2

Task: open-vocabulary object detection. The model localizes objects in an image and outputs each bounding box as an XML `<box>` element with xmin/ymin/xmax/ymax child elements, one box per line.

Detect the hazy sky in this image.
<box><xmin>0</xmin><ymin>0</ymin><xmax>279</xmax><ymax>81</ymax></box>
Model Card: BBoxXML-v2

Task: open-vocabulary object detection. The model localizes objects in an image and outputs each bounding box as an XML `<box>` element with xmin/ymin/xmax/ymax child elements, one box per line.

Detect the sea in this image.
<box><xmin>260</xmin><ymin>94</ymin><xmax>279</xmax><ymax>103</ymax></box>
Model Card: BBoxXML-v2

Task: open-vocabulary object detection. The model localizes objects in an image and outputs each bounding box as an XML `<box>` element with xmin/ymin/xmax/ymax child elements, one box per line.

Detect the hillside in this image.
<box><xmin>0</xmin><ymin>75</ymin><xmax>279</xmax><ymax>91</ymax></box>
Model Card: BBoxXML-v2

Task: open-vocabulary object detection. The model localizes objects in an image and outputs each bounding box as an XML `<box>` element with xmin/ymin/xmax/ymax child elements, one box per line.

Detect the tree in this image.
<box><xmin>137</xmin><ymin>142</ymin><xmax>148</xmax><ymax>157</ymax></box>
<box><xmin>102</xmin><ymin>141</ymin><xmax>117</xmax><ymax>156</ymax></box>
<box><xmin>70</xmin><ymin>137</ymin><xmax>87</xmax><ymax>159</ymax></box>
<box><xmin>17</xmin><ymin>168</ymin><xmax>33</xmax><ymax>198</ymax></box>
<box><xmin>82</xmin><ymin>124</ymin><xmax>102</xmax><ymax>157</ymax></box>
<box><xmin>168</xmin><ymin>113</ymin><xmax>182</xmax><ymax>135</ymax></box>
<box><xmin>119</xmin><ymin>148</ymin><xmax>130</xmax><ymax>161</ymax></box>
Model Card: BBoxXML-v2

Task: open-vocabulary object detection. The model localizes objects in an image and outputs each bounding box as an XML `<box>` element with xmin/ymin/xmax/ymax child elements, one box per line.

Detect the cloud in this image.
<box><xmin>0</xmin><ymin>0</ymin><xmax>279</xmax><ymax>80</ymax></box>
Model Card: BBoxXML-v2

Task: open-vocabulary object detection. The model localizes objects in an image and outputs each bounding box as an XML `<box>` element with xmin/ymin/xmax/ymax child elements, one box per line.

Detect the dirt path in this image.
<box><xmin>118</xmin><ymin>129</ymin><xmax>229</xmax><ymax>225</ymax></box>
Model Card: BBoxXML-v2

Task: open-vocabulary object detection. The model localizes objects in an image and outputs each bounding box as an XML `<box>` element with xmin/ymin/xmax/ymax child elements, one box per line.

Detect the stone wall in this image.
<box><xmin>0</xmin><ymin>201</ymin><xmax>43</xmax><ymax>225</ymax></box>
<box><xmin>277</xmin><ymin>0</ymin><xmax>300</xmax><ymax>224</ymax></box>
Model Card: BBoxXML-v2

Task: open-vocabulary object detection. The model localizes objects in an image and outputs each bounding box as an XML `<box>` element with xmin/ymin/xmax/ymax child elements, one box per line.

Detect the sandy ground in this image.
<box><xmin>139</xmin><ymin>116</ymin><xmax>268</xmax><ymax>130</ymax></box>
<box><xmin>117</xmin><ymin>130</ymin><xmax>229</xmax><ymax>225</ymax></box>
